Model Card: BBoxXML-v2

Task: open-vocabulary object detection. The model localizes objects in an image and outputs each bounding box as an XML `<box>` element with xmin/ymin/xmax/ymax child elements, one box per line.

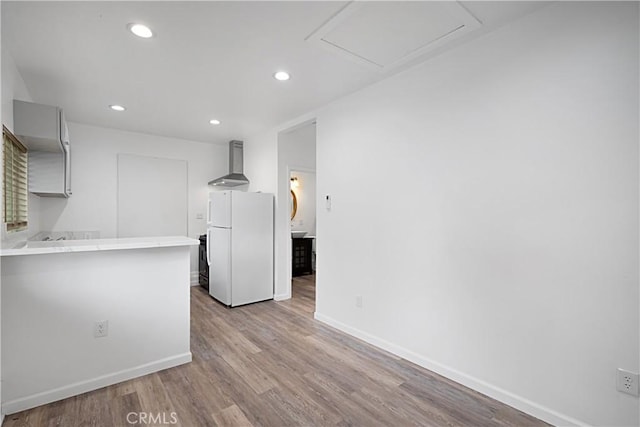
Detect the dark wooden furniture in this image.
<box><xmin>292</xmin><ymin>238</ymin><xmax>313</xmax><ymax>277</ymax></box>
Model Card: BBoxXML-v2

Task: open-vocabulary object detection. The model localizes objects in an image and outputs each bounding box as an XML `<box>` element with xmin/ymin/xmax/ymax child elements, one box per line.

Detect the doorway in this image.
<box><xmin>275</xmin><ymin>120</ymin><xmax>317</xmax><ymax>314</ymax></box>
<box><xmin>290</xmin><ymin>169</ymin><xmax>316</xmax><ymax>316</ymax></box>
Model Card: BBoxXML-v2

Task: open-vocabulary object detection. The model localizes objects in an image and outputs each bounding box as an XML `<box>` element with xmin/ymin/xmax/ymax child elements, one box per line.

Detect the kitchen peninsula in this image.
<box><xmin>0</xmin><ymin>236</ymin><xmax>198</xmax><ymax>414</ymax></box>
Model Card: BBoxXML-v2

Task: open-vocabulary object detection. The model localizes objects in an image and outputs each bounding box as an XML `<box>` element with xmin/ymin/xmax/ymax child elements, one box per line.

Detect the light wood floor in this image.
<box><xmin>3</xmin><ymin>276</ymin><xmax>548</xmax><ymax>427</ymax></box>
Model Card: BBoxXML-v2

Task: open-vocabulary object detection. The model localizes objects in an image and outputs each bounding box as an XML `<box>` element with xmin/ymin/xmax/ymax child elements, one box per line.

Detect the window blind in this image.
<box><xmin>3</xmin><ymin>125</ymin><xmax>28</xmax><ymax>231</ymax></box>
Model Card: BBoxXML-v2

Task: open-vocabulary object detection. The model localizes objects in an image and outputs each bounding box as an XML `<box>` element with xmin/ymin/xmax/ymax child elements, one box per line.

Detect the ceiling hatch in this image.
<box><xmin>306</xmin><ymin>1</ymin><xmax>482</xmax><ymax>73</ymax></box>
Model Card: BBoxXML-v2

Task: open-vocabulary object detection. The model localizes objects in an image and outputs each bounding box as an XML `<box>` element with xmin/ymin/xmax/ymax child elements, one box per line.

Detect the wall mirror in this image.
<box><xmin>291</xmin><ymin>190</ymin><xmax>298</xmax><ymax>220</ymax></box>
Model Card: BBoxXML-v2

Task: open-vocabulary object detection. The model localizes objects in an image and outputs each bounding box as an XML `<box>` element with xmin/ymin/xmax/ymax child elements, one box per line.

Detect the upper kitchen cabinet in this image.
<box><xmin>13</xmin><ymin>100</ymin><xmax>72</xmax><ymax>198</ymax></box>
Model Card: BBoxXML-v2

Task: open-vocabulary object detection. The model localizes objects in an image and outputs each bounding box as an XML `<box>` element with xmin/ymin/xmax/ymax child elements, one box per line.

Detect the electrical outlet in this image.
<box><xmin>94</xmin><ymin>320</ymin><xmax>108</xmax><ymax>338</ymax></box>
<box><xmin>355</xmin><ymin>295</ymin><xmax>363</xmax><ymax>308</ymax></box>
<box><xmin>617</xmin><ymin>368</ymin><xmax>639</xmax><ymax>396</ymax></box>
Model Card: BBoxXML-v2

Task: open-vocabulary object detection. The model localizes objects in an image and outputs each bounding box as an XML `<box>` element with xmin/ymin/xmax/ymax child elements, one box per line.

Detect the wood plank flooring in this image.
<box><xmin>3</xmin><ymin>275</ymin><xmax>549</xmax><ymax>427</ymax></box>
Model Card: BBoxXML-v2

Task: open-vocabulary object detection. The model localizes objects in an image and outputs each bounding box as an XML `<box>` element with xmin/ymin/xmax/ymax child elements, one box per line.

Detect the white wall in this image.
<box><xmin>246</xmin><ymin>2</ymin><xmax>639</xmax><ymax>426</ymax></box>
<box><xmin>245</xmin><ymin>128</ymin><xmax>278</xmax><ymax>195</ymax></box>
<box><xmin>1</xmin><ymin>48</ymin><xmax>40</xmax><ymax>244</ymax></box>
<box><xmin>1</xmin><ymin>48</ymin><xmax>35</xmax><ymax>421</ymax></box>
<box><xmin>38</xmin><ymin>122</ymin><xmax>227</xmax><ymax>278</ymax></box>
<box><xmin>245</xmin><ymin>113</ymin><xmax>316</xmax><ymax>300</ymax></box>
<box><xmin>0</xmin><ymin>48</ymin><xmax>28</xmax><ymax>135</ymax></box>
<box><xmin>1</xmin><ymin>245</ymin><xmax>192</xmax><ymax>414</ymax></box>
<box><xmin>117</xmin><ymin>154</ymin><xmax>188</xmax><ymax>238</ymax></box>
<box><xmin>275</xmin><ymin>122</ymin><xmax>316</xmax><ymax>299</ymax></box>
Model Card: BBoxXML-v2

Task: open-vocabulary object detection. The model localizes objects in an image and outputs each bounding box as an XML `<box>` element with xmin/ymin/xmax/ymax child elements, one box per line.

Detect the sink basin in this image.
<box><xmin>11</xmin><ymin>240</ymin><xmax>98</xmax><ymax>249</ymax></box>
<box><xmin>13</xmin><ymin>241</ymin><xmax>62</xmax><ymax>249</ymax></box>
<box><xmin>291</xmin><ymin>231</ymin><xmax>307</xmax><ymax>238</ymax></box>
<box><xmin>11</xmin><ymin>241</ymin><xmax>27</xmax><ymax>249</ymax></box>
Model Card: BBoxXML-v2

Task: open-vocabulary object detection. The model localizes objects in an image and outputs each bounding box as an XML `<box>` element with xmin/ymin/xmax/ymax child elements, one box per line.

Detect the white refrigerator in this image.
<box><xmin>206</xmin><ymin>190</ymin><xmax>274</xmax><ymax>307</ymax></box>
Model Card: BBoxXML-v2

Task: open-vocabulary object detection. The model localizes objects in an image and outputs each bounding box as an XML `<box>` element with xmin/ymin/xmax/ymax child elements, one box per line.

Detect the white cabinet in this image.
<box><xmin>13</xmin><ymin>100</ymin><xmax>71</xmax><ymax>197</ymax></box>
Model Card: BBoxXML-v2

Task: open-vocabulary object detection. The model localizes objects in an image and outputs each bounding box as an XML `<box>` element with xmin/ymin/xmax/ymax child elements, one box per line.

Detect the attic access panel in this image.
<box><xmin>306</xmin><ymin>1</ymin><xmax>482</xmax><ymax>72</ymax></box>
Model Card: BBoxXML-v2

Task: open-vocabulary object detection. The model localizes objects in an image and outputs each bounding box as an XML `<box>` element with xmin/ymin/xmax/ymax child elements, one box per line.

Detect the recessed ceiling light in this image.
<box><xmin>128</xmin><ymin>23</ymin><xmax>153</xmax><ymax>38</ymax></box>
<box><xmin>274</xmin><ymin>71</ymin><xmax>290</xmax><ymax>81</ymax></box>
<box><xmin>209</xmin><ymin>119</ymin><xmax>221</xmax><ymax>125</ymax></box>
<box><xmin>109</xmin><ymin>105</ymin><xmax>126</xmax><ymax>111</ymax></box>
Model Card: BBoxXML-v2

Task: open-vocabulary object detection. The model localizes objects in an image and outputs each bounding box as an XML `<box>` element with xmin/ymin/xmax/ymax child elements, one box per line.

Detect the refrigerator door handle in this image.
<box><xmin>206</xmin><ymin>198</ymin><xmax>212</xmax><ymax>226</ymax></box>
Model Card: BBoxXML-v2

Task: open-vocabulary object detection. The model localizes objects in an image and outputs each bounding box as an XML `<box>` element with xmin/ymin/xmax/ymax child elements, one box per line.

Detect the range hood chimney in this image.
<box><xmin>208</xmin><ymin>140</ymin><xmax>250</xmax><ymax>187</ymax></box>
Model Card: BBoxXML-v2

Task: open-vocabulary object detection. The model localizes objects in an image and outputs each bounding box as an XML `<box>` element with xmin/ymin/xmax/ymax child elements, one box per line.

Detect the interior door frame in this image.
<box><xmin>286</xmin><ymin>166</ymin><xmax>317</xmax><ymax>295</ymax></box>
<box><xmin>275</xmin><ymin>118</ymin><xmax>317</xmax><ymax>301</ymax></box>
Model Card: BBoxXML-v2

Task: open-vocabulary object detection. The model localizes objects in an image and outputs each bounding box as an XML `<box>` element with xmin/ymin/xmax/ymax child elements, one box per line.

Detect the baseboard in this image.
<box><xmin>314</xmin><ymin>312</ymin><xmax>587</xmax><ymax>427</ymax></box>
<box><xmin>274</xmin><ymin>292</ymin><xmax>291</xmax><ymax>301</ymax></box>
<box><xmin>190</xmin><ymin>271</ymin><xmax>199</xmax><ymax>286</ymax></box>
<box><xmin>2</xmin><ymin>352</ymin><xmax>192</xmax><ymax>415</ymax></box>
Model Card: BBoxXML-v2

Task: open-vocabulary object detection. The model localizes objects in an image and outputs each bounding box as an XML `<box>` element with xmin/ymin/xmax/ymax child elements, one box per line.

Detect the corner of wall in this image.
<box><xmin>190</xmin><ymin>271</ymin><xmax>199</xmax><ymax>287</ymax></box>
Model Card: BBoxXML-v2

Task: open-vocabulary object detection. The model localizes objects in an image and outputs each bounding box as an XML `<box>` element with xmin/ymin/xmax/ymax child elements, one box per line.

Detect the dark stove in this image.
<box><xmin>198</xmin><ymin>234</ymin><xmax>209</xmax><ymax>290</ymax></box>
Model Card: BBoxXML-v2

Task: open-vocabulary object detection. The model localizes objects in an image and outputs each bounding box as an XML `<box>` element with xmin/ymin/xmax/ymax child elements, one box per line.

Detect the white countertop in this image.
<box><xmin>0</xmin><ymin>236</ymin><xmax>199</xmax><ymax>257</ymax></box>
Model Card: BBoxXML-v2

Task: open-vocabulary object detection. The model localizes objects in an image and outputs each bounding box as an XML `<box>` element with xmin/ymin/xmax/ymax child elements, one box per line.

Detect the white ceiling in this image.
<box><xmin>2</xmin><ymin>1</ymin><xmax>548</xmax><ymax>145</ymax></box>
<box><xmin>308</xmin><ymin>1</ymin><xmax>482</xmax><ymax>71</ymax></box>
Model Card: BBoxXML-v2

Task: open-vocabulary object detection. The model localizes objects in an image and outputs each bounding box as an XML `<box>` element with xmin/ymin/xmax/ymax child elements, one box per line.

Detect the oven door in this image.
<box><xmin>198</xmin><ymin>235</ymin><xmax>209</xmax><ymax>290</ymax></box>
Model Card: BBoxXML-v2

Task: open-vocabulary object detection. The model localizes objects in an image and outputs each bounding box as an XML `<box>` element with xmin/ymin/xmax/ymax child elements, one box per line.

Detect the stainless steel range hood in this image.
<box><xmin>208</xmin><ymin>140</ymin><xmax>250</xmax><ymax>187</ymax></box>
